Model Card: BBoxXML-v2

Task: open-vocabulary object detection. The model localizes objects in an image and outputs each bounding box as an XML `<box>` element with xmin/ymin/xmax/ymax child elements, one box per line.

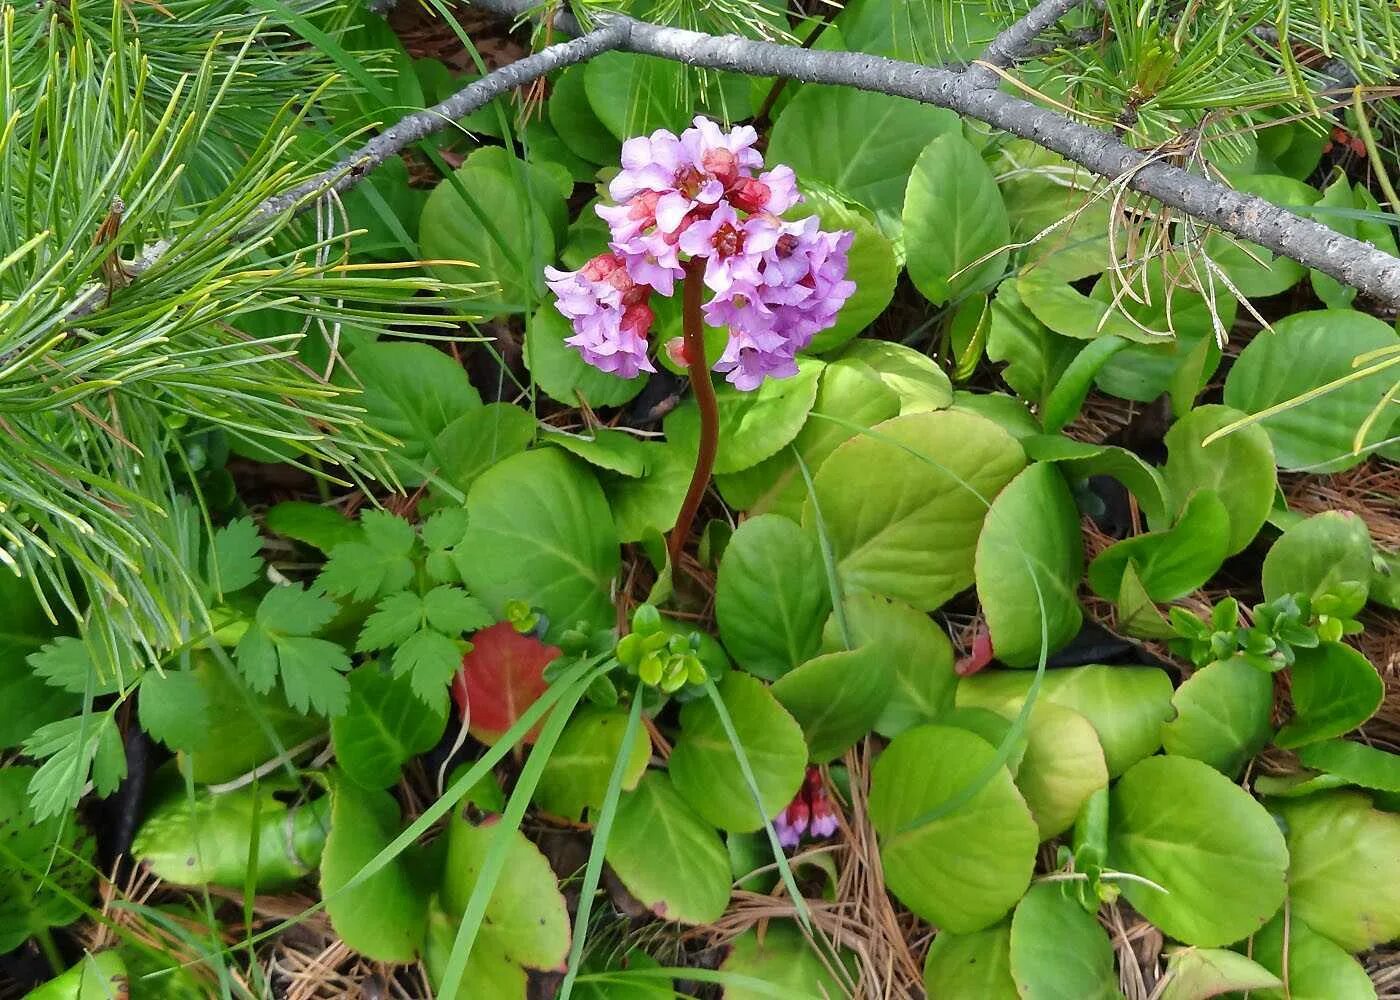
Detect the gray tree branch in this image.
<box><xmin>468</xmin><ymin>0</ymin><xmax>1400</xmax><ymax>307</ymax></box>
<box><xmin>964</xmin><ymin>0</ymin><xmax>1094</xmax><ymax>88</ymax></box>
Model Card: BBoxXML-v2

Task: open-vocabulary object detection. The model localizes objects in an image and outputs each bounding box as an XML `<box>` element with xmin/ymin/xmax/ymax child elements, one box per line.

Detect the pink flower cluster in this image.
<box><xmin>774</xmin><ymin>766</ymin><xmax>839</xmax><ymax>849</ymax></box>
<box><xmin>544</xmin><ymin>116</ymin><xmax>855</xmax><ymax>390</ymax></box>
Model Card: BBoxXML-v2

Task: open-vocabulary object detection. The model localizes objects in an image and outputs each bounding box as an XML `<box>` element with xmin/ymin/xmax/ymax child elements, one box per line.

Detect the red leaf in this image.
<box><xmin>452</xmin><ymin>622</ymin><xmax>560</xmax><ymax>745</ymax></box>
<box><xmin>955</xmin><ymin>621</ymin><xmax>995</xmax><ymax>677</ymax></box>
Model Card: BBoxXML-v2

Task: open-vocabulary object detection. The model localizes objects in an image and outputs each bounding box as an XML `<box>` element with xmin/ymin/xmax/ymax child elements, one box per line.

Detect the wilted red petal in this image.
<box><xmin>452</xmin><ymin>622</ymin><xmax>561</xmax><ymax>745</ymax></box>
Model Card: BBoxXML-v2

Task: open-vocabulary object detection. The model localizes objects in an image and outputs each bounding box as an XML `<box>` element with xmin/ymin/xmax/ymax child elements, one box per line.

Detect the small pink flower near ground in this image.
<box><xmin>774</xmin><ymin>766</ymin><xmax>840</xmax><ymax>849</ymax></box>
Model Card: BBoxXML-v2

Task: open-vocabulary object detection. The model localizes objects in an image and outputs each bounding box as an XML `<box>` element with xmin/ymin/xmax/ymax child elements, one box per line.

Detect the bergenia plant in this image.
<box><xmin>545</xmin><ymin>116</ymin><xmax>855</xmax><ymax>563</ymax></box>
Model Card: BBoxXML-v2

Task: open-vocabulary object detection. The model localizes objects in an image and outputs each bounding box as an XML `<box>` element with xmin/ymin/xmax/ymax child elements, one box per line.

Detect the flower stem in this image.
<box><xmin>668</xmin><ymin>258</ymin><xmax>718</xmax><ymax>571</ymax></box>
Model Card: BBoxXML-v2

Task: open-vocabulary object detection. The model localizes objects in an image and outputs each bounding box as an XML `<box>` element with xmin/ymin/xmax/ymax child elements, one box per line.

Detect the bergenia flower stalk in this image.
<box><xmin>545</xmin><ymin>116</ymin><xmax>855</xmax><ymax>565</ymax></box>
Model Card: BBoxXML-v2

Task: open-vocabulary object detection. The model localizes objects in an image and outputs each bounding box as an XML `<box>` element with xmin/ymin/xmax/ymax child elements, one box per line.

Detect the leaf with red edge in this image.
<box><xmin>452</xmin><ymin>623</ymin><xmax>561</xmax><ymax>745</ymax></box>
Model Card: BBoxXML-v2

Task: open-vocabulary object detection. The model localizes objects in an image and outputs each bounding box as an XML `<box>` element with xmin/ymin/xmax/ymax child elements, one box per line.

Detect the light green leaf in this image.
<box><xmin>1261</xmin><ymin>511</ymin><xmax>1374</xmax><ymax>617</ymax></box>
<box><xmin>603</xmin><ymin>439</ymin><xmax>691</xmax><ymax>543</ymax></box>
<box><xmin>28</xmin><ymin>637</ymin><xmax>131</xmax><ymax>696</ymax></box>
<box><xmin>356</xmin><ymin>591</ymin><xmax>425</xmax><ymax>651</ymax></box>
<box><xmin>1161</xmin><ymin>404</ymin><xmax>1276</xmax><ymax>554</ymax></box>
<box><xmin>715</xmin><ymin>514</ymin><xmax>830</xmax><ymax>681</ymax></box>
<box><xmin>768</xmin><ymin>84</ymin><xmax>959</xmax><ymax>236</ymax></box>
<box><xmin>869</xmin><ymin>725</ymin><xmax>1038</xmax><ymax>932</ymax></box>
<box><xmin>1296</xmin><ymin>738</ymin><xmax>1400</xmax><ymax>792</ymax></box>
<box><xmin>1247</xmin><ymin>911</ymin><xmax>1377</xmax><ymax>1000</ymax></box>
<box><xmin>1161</xmin><ymin>658</ymin><xmax>1274</xmax><ymax>777</ymax></box>
<box><xmin>957</xmin><ymin>664</ymin><xmax>1173</xmax><ymax>777</ymax></box>
<box><xmin>583</xmin><ymin>52</ymin><xmax>749</xmax><ymax>139</ymax></box>
<box><xmin>0</xmin><ymin>577</ymin><xmax>77</xmax><ymax>750</ymax></box>
<box><xmin>904</xmin><ymin>132</ymin><xmax>1011</xmax><ymax>305</ymax></box>
<box><xmin>987</xmin><ymin>280</ymin><xmax>1081</xmax><ymax>412</ymax></box>
<box><xmin>138</xmin><ymin>670</ymin><xmax>211</xmax><ymax>752</ymax></box>
<box><xmin>606</xmin><ymin>771</ymin><xmax>732</xmax><ymax>924</ymax></box>
<box><xmin>810</xmin><ymin>410</ymin><xmax>1025</xmax><ymax>610</ymax></box>
<box><xmin>669</xmin><ymin>673</ymin><xmax>807</xmax><ymax>833</ymax></box>
<box><xmin>837</xmin><ymin>340</ymin><xmax>954</xmax><ymax>414</ymax></box>
<box><xmin>265</xmin><ymin>501</ymin><xmax>363</xmax><ymax>554</ymax></box>
<box><xmin>719</xmin><ymin>921</ymin><xmax>853</xmax><ymax>1000</ymax></box>
<box><xmin>22</xmin><ymin>714</ymin><xmax>127</xmax><ymax>819</ymax></box>
<box><xmin>340</xmin><ymin>341</ymin><xmax>482</xmax><ymax>484</ymax></box>
<box><xmin>1274</xmin><ymin>642</ymin><xmax>1383</xmax><ymax>748</ymax></box>
<box><xmin>665</xmin><ymin>359</ymin><xmax>823</xmax><ymax>475</ymax></box>
<box><xmin>462</xmin><ymin>448</ymin><xmax>619</xmax><ymax>640</ymax></box>
<box><xmin>322</xmin><ymin>774</ymin><xmax>427</xmax><ymax>962</ymax></box>
<box><xmin>1107</xmin><ymin>755</ymin><xmax>1287</xmax><ymax>946</ymax></box>
<box><xmin>772</xmin><ymin>643</ymin><xmax>895</xmax><ymax>761</ymax></box>
<box><xmin>318</xmin><ymin>510</ymin><xmax>417</xmax><ymax>602</ymax></box>
<box><xmin>1016</xmin><ymin>270</ymin><xmax>1177</xmax><ymax>345</ymax></box>
<box><xmin>206</xmin><ymin>517</ymin><xmax>262</xmax><ymax>598</ymax></box>
<box><xmin>274</xmin><ymin>637</ymin><xmax>353</xmax><ymax>718</ymax></box>
<box><xmin>1088</xmin><ymin>490</ymin><xmax>1231</xmax><ymax>602</ymax></box>
<box><xmin>420</xmin><ymin>146</ymin><xmax>565</xmax><ymax>312</ymax></box>
<box><xmin>1203</xmin><ymin>174</ymin><xmax>1314</xmax><ymax>297</ymax></box>
<box><xmin>1157</xmin><ymin>946</ymin><xmax>1282</xmax><ymax>1000</ymax></box>
<box><xmin>23</xmin><ymin>952</ymin><xmax>127</xmax><ymax>1000</ymax></box>
<box><xmin>542</xmin><ymin>427</ymin><xmax>651</xmax><ymax>477</ymax></box>
<box><xmin>790</xmin><ymin>187</ymin><xmax>899</xmax><ymax>352</ymax></box>
<box><xmin>1040</xmin><ymin>335</ymin><xmax>1129</xmax><ymax>433</ymax></box>
<box><xmin>391</xmin><ymin>628</ymin><xmax>462</xmax><ymax>709</ymax></box>
<box><xmin>332</xmin><ymin>664</ymin><xmax>447</xmax><ymax>790</ymax></box>
<box><xmin>1222</xmin><ymin>309</ymin><xmax>1400</xmax><ymax>472</ymax></box>
<box><xmin>824</xmin><ymin>592</ymin><xmax>956</xmax><ymax>738</ymax></box>
<box><xmin>1012</xmin><ymin>702</ymin><xmax>1108</xmax><ymax>840</ymax></box>
<box><xmin>975</xmin><ymin>462</ymin><xmax>1084</xmax><ymax>667</ymax></box>
<box><xmin>534</xmin><ymin>705</ymin><xmax>650</xmax><ymax>822</ymax></box>
<box><xmin>422</xmin><ymin>586</ymin><xmax>492</xmax><ymax>635</ymax></box>
<box><xmin>1276</xmin><ymin>791</ymin><xmax>1400</xmax><ymax>952</ymax></box>
<box><xmin>432</xmin><ymin>403</ymin><xmax>538</xmax><ymax>496</ymax></box>
<box><xmin>1009</xmin><ymin>881</ymin><xmax>1118</xmax><ymax>999</ymax></box>
<box><xmin>1022</xmin><ymin>434</ymin><xmax>1168</xmax><ymax>528</ymax></box>
<box><xmin>923</xmin><ymin>923</ymin><xmax>1018</xmax><ymax>999</ymax></box>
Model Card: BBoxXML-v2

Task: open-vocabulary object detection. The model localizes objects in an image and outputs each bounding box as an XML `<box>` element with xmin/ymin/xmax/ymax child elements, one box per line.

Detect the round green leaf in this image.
<box><xmin>1009</xmin><ymin>881</ymin><xmax>1118</xmax><ymax>999</ymax></box>
<box><xmin>525</xmin><ymin>305</ymin><xmax>648</xmax><ymax>408</ymax></box>
<box><xmin>825</xmin><ymin>591</ymin><xmax>956</xmax><ymax>738</ymax></box>
<box><xmin>716</xmin><ymin>514</ymin><xmax>831</xmax><ymax>681</ymax></box>
<box><xmin>768</xmin><ymin>84</ymin><xmax>959</xmax><ymax>236</ymax></box>
<box><xmin>606</xmin><ymin>771</ymin><xmax>732</xmax><ymax>924</ymax></box>
<box><xmin>1157</xmin><ymin>946</ymin><xmax>1282</xmax><ymax>1000</ymax></box>
<box><xmin>669</xmin><ymin>673</ymin><xmax>808</xmax><ymax>832</ymax></box>
<box><xmin>957</xmin><ymin>664</ymin><xmax>1174</xmax><ymax>777</ymax></box>
<box><xmin>1277</xmin><ymin>790</ymin><xmax>1400</xmax><ymax>951</ymax></box>
<box><xmin>790</xmin><ymin>188</ymin><xmax>898</xmax><ymax>353</ymax></box>
<box><xmin>583</xmin><ymin>52</ymin><xmax>750</xmax><ymax>139</ymax></box>
<box><xmin>810</xmin><ymin>410</ymin><xmax>1025</xmax><ymax>610</ymax></box>
<box><xmin>533</xmin><ymin>705</ymin><xmax>650</xmax><ymax>822</ymax></box>
<box><xmin>603</xmin><ymin>439</ymin><xmax>691</xmax><ymax>543</ymax></box>
<box><xmin>975</xmin><ymin>462</ymin><xmax>1084</xmax><ymax>667</ymax></box>
<box><xmin>541</xmin><ymin>427</ymin><xmax>651</xmax><ymax>477</ymax></box>
<box><xmin>1296</xmin><ymin>738</ymin><xmax>1400</xmax><ymax>793</ymax></box>
<box><xmin>1088</xmin><ymin>490</ymin><xmax>1232</xmax><ymax>602</ymax></box>
<box><xmin>904</xmin><ymin>132</ymin><xmax>1011</xmax><ymax>306</ymax></box>
<box><xmin>923</xmin><ymin>923</ymin><xmax>1018</xmax><ymax>1000</ymax></box>
<box><xmin>1013</xmin><ymin>702</ymin><xmax>1108</xmax><ymax>839</ymax></box>
<box><xmin>772</xmin><ymin>644</ymin><xmax>895</xmax><ymax>761</ymax></box>
<box><xmin>664</xmin><ymin>359</ymin><xmax>823</xmax><ymax>475</ymax></box>
<box><xmin>720</xmin><ymin>921</ymin><xmax>853</xmax><ymax>999</ymax></box>
<box><xmin>1261</xmin><ymin>511</ymin><xmax>1374</xmax><ymax>617</ymax></box>
<box><xmin>837</xmin><ymin>340</ymin><xmax>954</xmax><ymax>414</ymax></box>
<box><xmin>868</xmin><ymin>725</ymin><xmax>1038</xmax><ymax>932</ymax></box>
<box><xmin>951</xmin><ymin>391</ymin><xmax>1042</xmax><ymax>441</ymax></box>
<box><xmin>716</xmin><ymin>358</ymin><xmax>901</xmax><ymax>520</ymax></box>
<box><xmin>1107</xmin><ymin>756</ymin><xmax>1288</xmax><ymax>946</ymax></box>
<box><xmin>420</xmin><ymin>146</ymin><xmax>565</xmax><ymax>313</ymax></box>
<box><xmin>1161</xmin><ymin>405</ymin><xmax>1276</xmax><ymax>554</ymax></box>
<box><xmin>322</xmin><ymin>775</ymin><xmax>427</xmax><ymax>962</ymax></box>
<box><xmin>332</xmin><ymin>663</ymin><xmax>448</xmax><ymax>790</ymax></box>
<box><xmin>1274</xmin><ymin>641</ymin><xmax>1383</xmax><ymax>748</ymax></box>
<box><xmin>1161</xmin><ymin>658</ymin><xmax>1274</xmax><ymax>777</ymax></box>
<box><xmin>547</xmin><ymin>66</ymin><xmax>619</xmax><ymax>165</ymax></box>
<box><xmin>1223</xmin><ymin>310</ymin><xmax>1400</xmax><ymax>471</ymax></box>
<box><xmin>1247</xmin><ymin>911</ymin><xmax>1377</xmax><ymax>1000</ymax></box>
<box><xmin>462</xmin><ymin>448</ymin><xmax>620</xmax><ymax>640</ymax></box>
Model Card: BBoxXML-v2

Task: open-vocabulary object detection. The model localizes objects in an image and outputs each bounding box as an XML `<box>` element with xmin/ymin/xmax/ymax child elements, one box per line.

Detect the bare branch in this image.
<box><xmin>964</xmin><ymin>0</ymin><xmax>1094</xmax><ymax>88</ymax></box>
<box><xmin>470</xmin><ymin>0</ymin><xmax>1400</xmax><ymax>307</ymax></box>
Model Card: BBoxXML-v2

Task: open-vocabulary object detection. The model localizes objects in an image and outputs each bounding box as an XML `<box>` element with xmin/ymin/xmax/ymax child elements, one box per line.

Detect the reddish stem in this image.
<box><xmin>667</xmin><ymin>258</ymin><xmax>719</xmax><ymax>570</ymax></box>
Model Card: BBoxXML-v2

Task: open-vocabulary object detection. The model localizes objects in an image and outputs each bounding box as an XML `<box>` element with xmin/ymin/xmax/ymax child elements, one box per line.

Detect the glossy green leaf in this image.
<box><xmin>1107</xmin><ymin>756</ymin><xmax>1287</xmax><ymax>946</ymax></box>
<box><xmin>1247</xmin><ymin>911</ymin><xmax>1377</xmax><ymax>1000</ymax></box>
<box><xmin>331</xmin><ymin>664</ymin><xmax>447</xmax><ymax>790</ymax></box>
<box><xmin>719</xmin><ymin>921</ymin><xmax>853</xmax><ymax>999</ymax></box>
<box><xmin>1009</xmin><ymin>881</ymin><xmax>1118</xmax><ymax>999</ymax></box>
<box><xmin>606</xmin><ymin>771</ymin><xmax>731</xmax><ymax>924</ymax></box>
<box><xmin>462</xmin><ymin>448</ymin><xmax>619</xmax><ymax>640</ymax></box>
<box><xmin>322</xmin><ymin>774</ymin><xmax>427</xmax><ymax>962</ymax></box>
<box><xmin>791</xmin><ymin>187</ymin><xmax>899</xmax><ymax>352</ymax></box>
<box><xmin>1012</xmin><ymin>702</ymin><xmax>1108</xmax><ymax>839</ymax></box>
<box><xmin>665</xmin><ymin>359</ymin><xmax>823</xmax><ymax>475</ymax></box>
<box><xmin>1088</xmin><ymin>490</ymin><xmax>1231</xmax><ymax>602</ymax></box>
<box><xmin>534</xmin><ymin>705</ymin><xmax>651</xmax><ymax>822</ymax></box>
<box><xmin>432</xmin><ymin>403</ymin><xmax>538</xmax><ymax>496</ymax></box>
<box><xmin>1016</xmin><ymin>270</ymin><xmax>1174</xmax><ymax>345</ymax></box>
<box><xmin>1222</xmin><ymin>309</ymin><xmax>1400</xmax><ymax>471</ymax></box>
<box><xmin>768</xmin><ymin>84</ymin><xmax>959</xmax><ymax>235</ymax></box>
<box><xmin>987</xmin><ymin>280</ymin><xmax>1081</xmax><ymax>412</ymax></box>
<box><xmin>23</xmin><ymin>952</ymin><xmax>127</xmax><ymax>1000</ymax></box>
<box><xmin>772</xmin><ymin>643</ymin><xmax>895</xmax><ymax>761</ymax></box>
<box><xmin>904</xmin><ymin>132</ymin><xmax>1010</xmax><ymax>305</ymax></box>
<box><xmin>837</xmin><ymin>339</ymin><xmax>954</xmax><ymax>414</ymax></box>
<box><xmin>1161</xmin><ymin>404</ymin><xmax>1276</xmax><ymax>554</ymax></box>
<box><xmin>1274</xmin><ymin>642</ymin><xmax>1383</xmax><ymax>748</ymax></box>
<box><xmin>669</xmin><ymin>673</ymin><xmax>807</xmax><ymax>832</ymax></box>
<box><xmin>975</xmin><ymin>462</ymin><xmax>1084</xmax><ymax>667</ymax></box>
<box><xmin>1161</xmin><ymin>658</ymin><xmax>1274</xmax><ymax>777</ymax></box>
<box><xmin>542</xmin><ymin>427</ymin><xmax>651</xmax><ymax>477</ymax></box>
<box><xmin>810</xmin><ymin>410</ymin><xmax>1025</xmax><ymax>610</ymax></box>
<box><xmin>922</xmin><ymin>922</ymin><xmax>1018</xmax><ymax>999</ymax></box>
<box><xmin>1261</xmin><ymin>511</ymin><xmax>1374</xmax><ymax>617</ymax></box>
<box><xmin>1022</xmin><ymin>434</ymin><xmax>1168</xmax><ymax>527</ymax></box>
<box><xmin>603</xmin><ymin>439</ymin><xmax>691</xmax><ymax>543</ymax></box>
<box><xmin>1296</xmin><ymin>739</ymin><xmax>1400</xmax><ymax>792</ymax></box>
<box><xmin>869</xmin><ymin>725</ymin><xmax>1038</xmax><ymax>932</ymax></box>
<box><xmin>583</xmin><ymin>52</ymin><xmax>750</xmax><ymax>139</ymax></box>
<box><xmin>1040</xmin><ymin>335</ymin><xmax>1129</xmax><ymax>432</ymax></box>
<box><xmin>716</xmin><ymin>514</ymin><xmax>831</xmax><ymax>681</ymax></box>
<box><xmin>548</xmin><ymin>66</ymin><xmax>619</xmax><ymax>165</ymax></box>
<box><xmin>265</xmin><ymin>501</ymin><xmax>362</xmax><ymax>555</ymax></box>
<box><xmin>1157</xmin><ymin>946</ymin><xmax>1281</xmax><ymax>1000</ymax></box>
<box><xmin>824</xmin><ymin>591</ymin><xmax>956</xmax><ymax>738</ymax></box>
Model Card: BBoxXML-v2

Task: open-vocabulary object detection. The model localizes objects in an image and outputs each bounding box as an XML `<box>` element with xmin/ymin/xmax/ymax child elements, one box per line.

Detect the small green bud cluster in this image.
<box><xmin>616</xmin><ymin>604</ymin><xmax>708</xmax><ymax>693</ymax></box>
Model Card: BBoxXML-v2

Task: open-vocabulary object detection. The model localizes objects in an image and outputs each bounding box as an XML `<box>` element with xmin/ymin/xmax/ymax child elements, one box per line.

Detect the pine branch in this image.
<box><xmin>964</xmin><ymin>0</ymin><xmax>1094</xmax><ymax>88</ymax></box>
<box><xmin>465</xmin><ymin>0</ymin><xmax>1400</xmax><ymax>308</ymax></box>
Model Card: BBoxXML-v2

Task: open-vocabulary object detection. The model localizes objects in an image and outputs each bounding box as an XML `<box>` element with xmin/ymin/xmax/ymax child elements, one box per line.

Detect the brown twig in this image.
<box><xmin>667</xmin><ymin>258</ymin><xmax>719</xmax><ymax>571</ymax></box>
